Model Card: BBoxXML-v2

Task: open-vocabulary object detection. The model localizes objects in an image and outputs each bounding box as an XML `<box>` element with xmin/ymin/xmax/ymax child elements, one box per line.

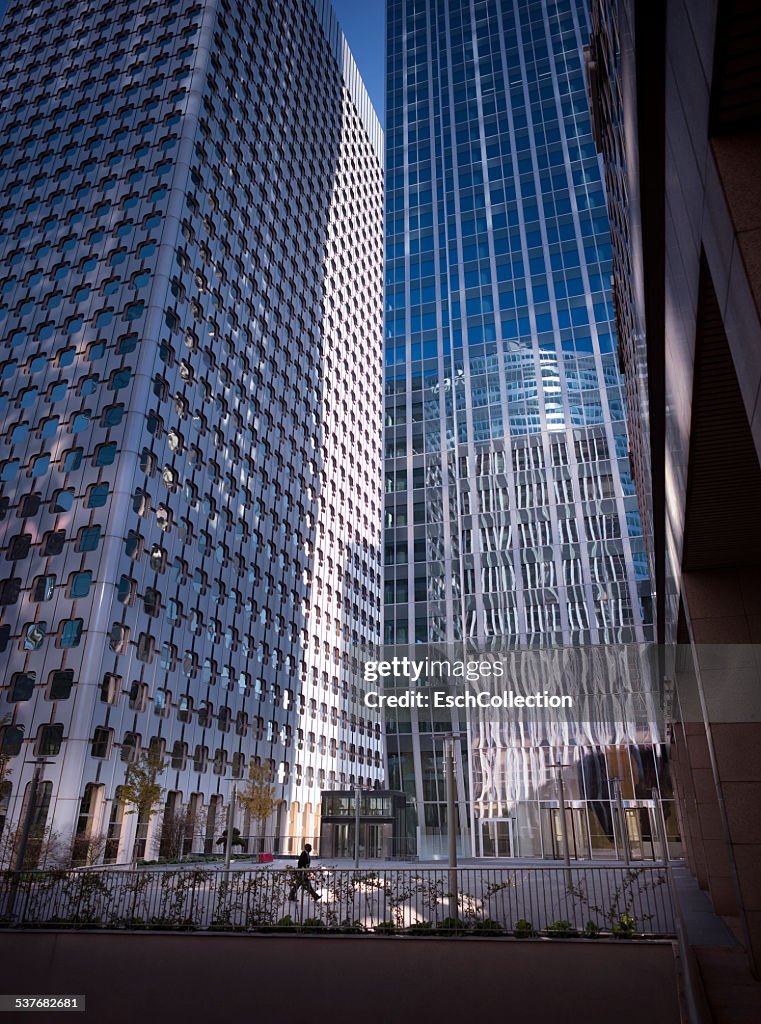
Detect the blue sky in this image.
<box><xmin>332</xmin><ymin>0</ymin><xmax>385</xmax><ymax>126</ymax></box>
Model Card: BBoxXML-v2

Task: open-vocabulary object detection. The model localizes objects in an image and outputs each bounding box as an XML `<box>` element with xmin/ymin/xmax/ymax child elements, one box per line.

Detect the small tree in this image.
<box><xmin>159</xmin><ymin>804</ymin><xmax>199</xmax><ymax>862</ymax></box>
<box><xmin>0</xmin><ymin>821</ymin><xmax>66</xmax><ymax>870</ymax></box>
<box><xmin>0</xmin><ymin>720</ymin><xmax>15</xmax><ymax>868</ymax></box>
<box><xmin>0</xmin><ymin>745</ymin><xmax>11</xmax><ymax>848</ymax></box>
<box><xmin>237</xmin><ymin>762</ymin><xmax>277</xmax><ymax>853</ymax></box>
<box><xmin>121</xmin><ymin>751</ymin><xmax>166</xmax><ymax>864</ymax></box>
<box><xmin>0</xmin><ymin>714</ymin><xmax>12</xmax><ymax>818</ymax></box>
<box><xmin>69</xmin><ymin>830</ymin><xmax>108</xmax><ymax>868</ymax></box>
<box><xmin>0</xmin><ymin>748</ymin><xmax>10</xmax><ymax>794</ymax></box>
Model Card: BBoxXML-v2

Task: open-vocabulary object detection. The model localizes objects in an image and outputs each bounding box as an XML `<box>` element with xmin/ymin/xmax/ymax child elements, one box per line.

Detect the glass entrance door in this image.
<box><xmin>332</xmin><ymin>823</ymin><xmax>385</xmax><ymax>859</ymax></box>
<box><xmin>365</xmin><ymin>824</ymin><xmax>383</xmax><ymax>858</ymax></box>
<box><xmin>540</xmin><ymin>804</ymin><xmax>591</xmax><ymax>859</ymax></box>
<box><xmin>479</xmin><ymin>818</ymin><xmax>514</xmax><ymax>857</ymax></box>
<box><xmin>333</xmin><ymin>823</ymin><xmax>353</xmax><ymax>858</ymax></box>
<box><xmin>623</xmin><ymin>804</ymin><xmax>659</xmax><ymax>861</ymax></box>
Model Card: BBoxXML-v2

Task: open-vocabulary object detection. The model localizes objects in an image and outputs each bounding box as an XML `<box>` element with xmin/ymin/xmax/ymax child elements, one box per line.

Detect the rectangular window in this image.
<box><xmin>69</xmin><ymin>571</ymin><xmax>92</xmax><ymax>598</ymax></box>
<box><xmin>43</xmin><ymin>531</ymin><xmax>66</xmax><ymax>556</ymax></box>
<box><xmin>10</xmin><ymin>672</ymin><xmax>35</xmax><ymax>701</ymax></box>
<box><xmin>77</xmin><ymin>526</ymin><xmax>101</xmax><ymax>552</ymax></box>
<box><xmin>121</xmin><ymin>732</ymin><xmax>140</xmax><ymax>763</ymax></box>
<box><xmin>91</xmin><ymin>727</ymin><xmax>112</xmax><ymax>759</ymax></box>
<box><xmin>0</xmin><ymin>725</ymin><xmax>23</xmax><ymax>755</ymax></box>
<box><xmin>49</xmin><ymin>669</ymin><xmax>74</xmax><ymax>700</ymax></box>
<box><xmin>100</xmin><ymin>673</ymin><xmax>121</xmax><ymax>705</ymax></box>
<box><xmin>58</xmin><ymin>618</ymin><xmax>83</xmax><ymax>648</ymax></box>
<box><xmin>37</xmin><ymin>724</ymin><xmax>64</xmax><ymax>756</ymax></box>
<box><xmin>0</xmin><ymin>578</ymin><xmax>21</xmax><ymax>605</ymax></box>
<box><xmin>33</xmin><ymin>574</ymin><xmax>57</xmax><ymax>602</ymax></box>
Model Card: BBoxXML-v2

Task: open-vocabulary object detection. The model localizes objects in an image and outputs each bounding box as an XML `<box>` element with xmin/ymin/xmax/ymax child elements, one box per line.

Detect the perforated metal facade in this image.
<box><xmin>0</xmin><ymin>0</ymin><xmax>383</xmax><ymax>863</ymax></box>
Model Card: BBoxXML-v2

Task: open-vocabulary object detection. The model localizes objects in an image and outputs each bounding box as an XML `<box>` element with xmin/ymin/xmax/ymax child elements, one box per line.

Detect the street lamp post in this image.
<box><xmin>550</xmin><ymin>760</ymin><xmax>572</xmax><ymax>886</ymax></box>
<box><xmin>611</xmin><ymin>777</ymin><xmax>630</xmax><ymax>866</ymax></box>
<box><xmin>652</xmin><ymin>787</ymin><xmax>669</xmax><ymax>863</ymax></box>
<box><xmin>443</xmin><ymin>735</ymin><xmax>458</xmax><ymax>915</ymax></box>
<box><xmin>9</xmin><ymin>758</ymin><xmax>51</xmax><ymax>922</ymax></box>
<box><xmin>354</xmin><ymin>784</ymin><xmax>362</xmax><ymax>869</ymax></box>
<box><xmin>13</xmin><ymin>759</ymin><xmax>48</xmax><ymax>873</ymax></box>
<box><xmin>223</xmin><ymin>782</ymin><xmax>237</xmax><ymax>879</ymax></box>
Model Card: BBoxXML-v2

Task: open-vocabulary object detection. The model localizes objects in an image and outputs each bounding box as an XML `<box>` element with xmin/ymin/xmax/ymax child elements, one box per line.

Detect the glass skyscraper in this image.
<box><xmin>383</xmin><ymin>0</ymin><xmax>667</xmax><ymax>857</ymax></box>
<box><xmin>0</xmin><ymin>0</ymin><xmax>383</xmax><ymax>865</ymax></box>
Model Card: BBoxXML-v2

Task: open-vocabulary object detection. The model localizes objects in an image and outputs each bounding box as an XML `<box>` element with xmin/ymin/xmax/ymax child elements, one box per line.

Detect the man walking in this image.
<box><xmin>289</xmin><ymin>843</ymin><xmax>321</xmax><ymax>901</ymax></box>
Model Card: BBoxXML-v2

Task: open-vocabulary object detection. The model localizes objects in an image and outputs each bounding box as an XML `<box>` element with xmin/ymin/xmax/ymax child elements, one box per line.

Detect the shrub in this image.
<box><xmin>374</xmin><ymin>921</ymin><xmax>396</xmax><ymax>935</ymax></box>
<box><xmin>612</xmin><ymin>913</ymin><xmax>636</xmax><ymax>939</ymax></box>
<box><xmin>472</xmin><ymin>918</ymin><xmax>504</xmax><ymax>936</ymax></box>
<box><xmin>513</xmin><ymin>918</ymin><xmax>535</xmax><ymax>938</ymax></box>
<box><xmin>264</xmin><ymin>914</ymin><xmax>295</xmax><ymax>932</ymax></box>
<box><xmin>334</xmin><ymin>919</ymin><xmax>366</xmax><ymax>934</ymax></box>
<box><xmin>545</xmin><ymin>919</ymin><xmax>579</xmax><ymax>938</ymax></box>
<box><xmin>434</xmin><ymin>916</ymin><xmax>466</xmax><ymax>935</ymax></box>
<box><xmin>583</xmin><ymin>920</ymin><xmax>601</xmax><ymax>939</ymax></box>
<box><xmin>406</xmin><ymin>920</ymin><xmax>434</xmax><ymax>935</ymax></box>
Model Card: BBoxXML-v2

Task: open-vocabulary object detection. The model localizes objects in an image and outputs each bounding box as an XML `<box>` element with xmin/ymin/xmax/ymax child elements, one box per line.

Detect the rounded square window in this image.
<box><xmin>77</xmin><ymin>526</ymin><xmax>101</xmax><ymax>552</ymax></box>
<box><xmin>49</xmin><ymin>669</ymin><xmax>75</xmax><ymax>700</ymax></box>
<box><xmin>23</xmin><ymin>621</ymin><xmax>47</xmax><ymax>650</ymax></box>
<box><xmin>58</xmin><ymin>618</ymin><xmax>83</xmax><ymax>648</ymax></box>
<box><xmin>69</xmin><ymin>571</ymin><xmax>92</xmax><ymax>599</ymax></box>
<box><xmin>86</xmin><ymin>483</ymin><xmax>109</xmax><ymax>508</ymax></box>
<box><xmin>52</xmin><ymin>490</ymin><xmax>74</xmax><ymax>512</ymax></box>
<box><xmin>10</xmin><ymin>671</ymin><xmax>35</xmax><ymax>701</ymax></box>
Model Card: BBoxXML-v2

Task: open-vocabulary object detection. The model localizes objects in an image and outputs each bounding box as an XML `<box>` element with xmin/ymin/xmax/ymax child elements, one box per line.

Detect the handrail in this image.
<box><xmin>667</xmin><ymin>866</ymin><xmax>713</xmax><ymax>1024</ymax></box>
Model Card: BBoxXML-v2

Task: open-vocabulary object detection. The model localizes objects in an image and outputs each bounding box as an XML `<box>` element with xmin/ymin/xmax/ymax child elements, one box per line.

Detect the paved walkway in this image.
<box><xmin>671</xmin><ymin>863</ymin><xmax>761</xmax><ymax>1023</ymax></box>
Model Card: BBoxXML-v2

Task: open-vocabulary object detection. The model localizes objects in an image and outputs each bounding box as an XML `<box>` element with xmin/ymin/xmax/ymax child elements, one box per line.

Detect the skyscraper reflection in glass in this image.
<box><xmin>383</xmin><ymin>0</ymin><xmax>663</xmax><ymax>858</ymax></box>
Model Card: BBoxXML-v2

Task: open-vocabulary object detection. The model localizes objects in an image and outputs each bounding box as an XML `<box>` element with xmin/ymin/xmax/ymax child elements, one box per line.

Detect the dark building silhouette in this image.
<box><xmin>590</xmin><ymin>0</ymin><xmax>761</xmax><ymax>978</ymax></box>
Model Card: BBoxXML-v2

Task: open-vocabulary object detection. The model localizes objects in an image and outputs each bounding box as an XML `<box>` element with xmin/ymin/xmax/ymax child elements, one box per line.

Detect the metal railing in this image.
<box><xmin>0</xmin><ymin>864</ymin><xmax>675</xmax><ymax>936</ymax></box>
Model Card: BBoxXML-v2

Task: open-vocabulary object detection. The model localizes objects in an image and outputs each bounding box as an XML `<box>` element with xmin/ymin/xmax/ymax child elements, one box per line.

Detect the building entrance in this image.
<box><xmin>331</xmin><ymin>823</ymin><xmax>385</xmax><ymax>859</ymax></box>
<box><xmin>621</xmin><ymin>802</ymin><xmax>661</xmax><ymax>861</ymax></box>
<box><xmin>479</xmin><ymin>818</ymin><xmax>516</xmax><ymax>857</ymax></box>
<box><xmin>540</xmin><ymin>803</ymin><xmax>591</xmax><ymax>860</ymax></box>
<box><xmin>534</xmin><ymin>800</ymin><xmax>665</xmax><ymax>861</ymax></box>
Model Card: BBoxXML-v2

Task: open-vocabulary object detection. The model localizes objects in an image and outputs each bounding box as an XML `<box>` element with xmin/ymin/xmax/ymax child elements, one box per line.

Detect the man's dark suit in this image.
<box><xmin>289</xmin><ymin>849</ymin><xmax>320</xmax><ymax>900</ymax></box>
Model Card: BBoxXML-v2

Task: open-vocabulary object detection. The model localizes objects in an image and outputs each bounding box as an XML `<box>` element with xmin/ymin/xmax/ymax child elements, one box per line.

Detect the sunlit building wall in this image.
<box><xmin>0</xmin><ymin>0</ymin><xmax>384</xmax><ymax>864</ymax></box>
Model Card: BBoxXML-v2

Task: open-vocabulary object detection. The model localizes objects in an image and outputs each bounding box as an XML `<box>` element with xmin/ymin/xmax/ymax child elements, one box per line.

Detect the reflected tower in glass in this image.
<box><xmin>0</xmin><ymin>0</ymin><xmax>383</xmax><ymax>864</ymax></box>
<box><xmin>383</xmin><ymin>0</ymin><xmax>664</xmax><ymax>858</ymax></box>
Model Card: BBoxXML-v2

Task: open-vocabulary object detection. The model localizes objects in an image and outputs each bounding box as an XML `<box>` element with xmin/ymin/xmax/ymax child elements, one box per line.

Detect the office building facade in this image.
<box><xmin>383</xmin><ymin>0</ymin><xmax>667</xmax><ymax>858</ymax></box>
<box><xmin>0</xmin><ymin>0</ymin><xmax>384</xmax><ymax>864</ymax></box>
<box><xmin>590</xmin><ymin>0</ymin><xmax>761</xmax><ymax>976</ymax></box>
